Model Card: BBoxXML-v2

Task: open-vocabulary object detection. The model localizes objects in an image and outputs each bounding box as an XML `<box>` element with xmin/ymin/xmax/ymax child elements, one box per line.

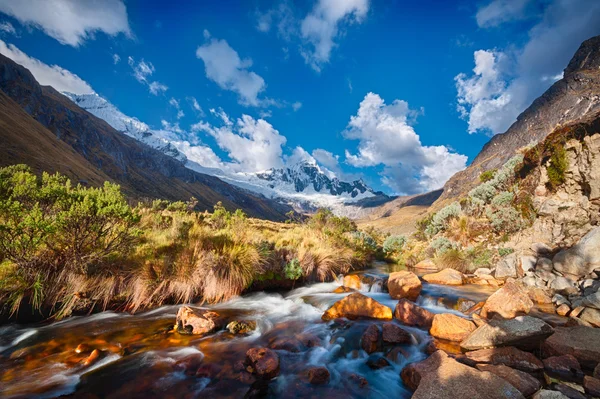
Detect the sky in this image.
<box><xmin>0</xmin><ymin>0</ymin><xmax>599</xmax><ymax>195</ymax></box>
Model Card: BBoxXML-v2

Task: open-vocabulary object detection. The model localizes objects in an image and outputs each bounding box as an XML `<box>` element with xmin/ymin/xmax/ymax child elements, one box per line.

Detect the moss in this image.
<box><xmin>479</xmin><ymin>169</ymin><xmax>496</xmax><ymax>183</ymax></box>
<box><xmin>546</xmin><ymin>144</ymin><xmax>569</xmax><ymax>190</ymax></box>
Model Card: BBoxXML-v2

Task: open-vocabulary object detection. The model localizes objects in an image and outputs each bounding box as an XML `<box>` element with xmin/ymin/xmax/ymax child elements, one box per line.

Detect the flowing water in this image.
<box><xmin>0</xmin><ymin>264</ymin><xmax>555</xmax><ymax>398</ymax></box>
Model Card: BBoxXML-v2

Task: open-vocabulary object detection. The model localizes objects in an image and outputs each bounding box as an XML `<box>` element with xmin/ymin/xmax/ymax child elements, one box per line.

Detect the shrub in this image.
<box><xmin>498</xmin><ymin>247</ymin><xmax>514</xmax><ymax>257</ymax></box>
<box><xmin>350</xmin><ymin>231</ymin><xmax>377</xmax><ymax>252</ymax></box>
<box><xmin>469</xmin><ymin>182</ymin><xmax>496</xmax><ymax>204</ymax></box>
<box><xmin>210</xmin><ymin>201</ymin><xmax>231</xmax><ymax>229</ymax></box>
<box><xmin>425</xmin><ymin>202</ymin><xmax>461</xmax><ymax>236</ymax></box>
<box><xmin>468</xmin><ymin>154</ymin><xmax>524</xmax><ymax>204</ymax></box>
<box><xmin>383</xmin><ymin>235</ymin><xmax>406</xmax><ymax>256</ymax></box>
<box><xmin>479</xmin><ymin>169</ymin><xmax>496</xmax><ymax>182</ymax></box>
<box><xmin>284</xmin><ymin>258</ymin><xmax>303</xmax><ymax>280</ymax></box>
<box><xmin>491</xmin><ymin>191</ymin><xmax>514</xmax><ymax>207</ymax></box>
<box><xmin>546</xmin><ymin>145</ymin><xmax>568</xmax><ymax>190</ymax></box>
<box><xmin>436</xmin><ymin>248</ymin><xmax>470</xmax><ymax>273</ymax></box>
<box><xmin>486</xmin><ymin>206</ymin><xmax>522</xmax><ymax>233</ymax></box>
<box><xmin>430</xmin><ymin>237</ymin><xmax>458</xmax><ymax>255</ymax></box>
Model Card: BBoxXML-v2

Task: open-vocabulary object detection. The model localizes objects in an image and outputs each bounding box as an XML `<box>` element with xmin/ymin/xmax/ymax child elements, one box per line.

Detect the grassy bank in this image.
<box><xmin>0</xmin><ymin>165</ymin><xmax>378</xmax><ymax>321</ymax></box>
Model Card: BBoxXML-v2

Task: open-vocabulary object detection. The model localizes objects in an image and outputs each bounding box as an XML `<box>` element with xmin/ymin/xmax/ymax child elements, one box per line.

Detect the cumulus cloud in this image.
<box><xmin>192</xmin><ymin>110</ymin><xmax>287</xmax><ymax>172</ymax></box>
<box><xmin>127</xmin><ymin>56</ymin><xmax>168</xmax><ymax>95</ymax></box>
<box><xmin>343</xmin><ymin>92</ymin><xmax>467</xmax><ymax>194</ymax></box>
<box><xmin>0</xmin><ymin>39</ymin><xmax>93</xmax><ymax>94</ymax></box>
<box><xmin>457</xmin><ymin>0</ymin><xmax>600</xmax><ymax>135</ymax></box>
<box><xmin>0</xmin><ymin>0</ymin><xmax>131</xmax><ymax>47</ymax></box>
<box><xmin>196</xmin><ymin>37</ymin><xmax>267</xmax><ymax>107</ymax></box>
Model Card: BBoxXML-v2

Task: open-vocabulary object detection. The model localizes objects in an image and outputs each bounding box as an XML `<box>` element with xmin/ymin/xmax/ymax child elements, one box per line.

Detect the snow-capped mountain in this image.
<box><xmin>62</xmin><ymin>92</ymin><xmax>386</xmax><ymax>214</ymax></box>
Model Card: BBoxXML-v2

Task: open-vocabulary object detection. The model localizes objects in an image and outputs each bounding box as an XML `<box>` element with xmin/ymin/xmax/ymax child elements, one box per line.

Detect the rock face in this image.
<box><xmin>387</xmin><ymin>271</ymin><xmax>422</xmax><ymax>301</ymax></box>
<box><xmin>461</xmin><ymin>316</ymin><xmax>554</xmax><ymax>351</ymax></box>
<box><xmin>475</xmin><ymin>364</ymin><xmax>541</xmax><ymax>397</ymax></box>
<box><xmin>542</xmin><ymin>326</ymin><xmax>600</xmax><ymax>369</ymax></box>
<box><xmin>394</xmin><ymin>299</ymin><xmax>434</xmax><ymax>328</ymax></box>
<box><xmin>322</xmin><ymin>293</ymin><xmax>393</xmax><ymax>321</ymax></box>
<box><xmin>553</xmin><ymin>227</ymin><xmax>600</xmax><ymax>278</ymax></box>
<box><xmin>245</xmin><ymin>348</ymin><xmax>280</xmax><ymax>380</ymax></box>
<box><xmin>430</xmin><ymin>313</ymin><xmax>476</xmax><ymax>342</ymax></box>
<box><xmin>480</xmin><ymin>282</ymin><xmax>534</xmax><ymax>319</ymax></box>
<box><xmin>405</xmin><ymin>351</ymin><xmax>524</xmax><ymax>399</ymax></box>
<box><xmin>422</xmin><ymin>268</ymin><xmax>465</xmax><ymax>285</ymax></box>
<box><xmin>462</xmin><ymin>346</ymin><xmax>544</xmax><ymax>372</ymax></box>
<box><xmin>176</xmin><ymin>306</ymin><xmax>223</xmax><ymax>335</ymax></box>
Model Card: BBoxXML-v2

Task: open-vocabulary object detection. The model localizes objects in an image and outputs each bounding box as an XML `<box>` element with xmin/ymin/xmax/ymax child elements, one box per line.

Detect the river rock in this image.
<box><xmin>475</xmin><ymin>268</ymin><xmax>493</xmax><ymax>276</ymax></box>
<box><xmin>322</xmin><ymin>292</ymin><xmax>392</xmax><ymax>321</ymax></box>
<box><xmin>475</xmin><ymin>364</ymin><xmax>541</xmax><ymax>397</ymax></box>
<box><xmin>400</xmin><ymin>350</ymin><xmax>448</xmax><ymax>391</ymax></box>
<box><xmin>333</xmin><ymin>286</ymin><xmax>355</xmax><ymax>293</ymax></box>
<box><xmin>578</xmin><ymin>307</ymin><xmax>600</xmax><ymax>327</ymax></box>
<box><xmin>245</xmin><ymin>348</ymin><xmax>280</xmax><ymax>380</ymax></box>
<box><xmin>543</xmin><ymin>355</ymin><xmax>584</xmax><ymax>382</ymax></box>
<box><xmin>529</xmin><ymin>287</ymin><xmax>553</xmax><ymax>304</ymax></box>
<box><xmin>422</xmin><ymin>268</ymin><xmax>465</xmax><ymax>285</ymax></box>
<box><xmin>430</xmin><ymin>313</ymin><xmax>476</xmax><ymax>342</ymax></box>
<box><xmin>518</xmin><ymin>256</ymin><xmax>538</xmax><ymax>276</ymax></box>
<box><xmin>176</xmin><ymin>306</ymin><xmax>223</xmax><ymax>335</ymax></box>
<box><xmin>542</xmin><ymin>326</ymin><xmax>600</xmax><ymax>369</ymax></box>
<box><xmin>462</xmin><ymin>346</ymin><xmax>543</xmax><ymax>372</ymax></box>
<box><xmin>366</xmin><ymin>355</ymin><xmax>391</xmax><ymax>369</ymax></box>
<box><xmin>552</xmin><ymin>227</ymin><xmax>600</xmax><ymax>278</ymax></box>
<box><xmin>549</xmin><ymin>276</ymin><xmax>579</xmax><ymax>296</ymax></box>
<box><xmin>414</xmin><ymin>258</ymin><xmax>438</xmax><ymax>270</ymax></box>
<box><xmin>361</xmin><ymin>324</ymin><xmax>381</xmax><ymax>354</ymax></box>
<box><xmin>533</xmin><ymin>390</ymin><xmax>570</xmax><ymax>399</ymax></box>
<box><xmin>388</xmin><ymin>271</ymin><xmax>422</xmax><ymax>301</ymax></box>
<box><xmin>551</xmin><ymin>383</ymin><xmax>587</xmax><ymax>399</ymax></box>
<box><xmin>394</xmin><ymin>299</ymin><xmax>434</xmax><ymax>328</ymax></box>
<box><xmin>480</xmin><ymin>282</ymin><xmax>534</xmax><ymax>319</ymax></box>
<box><xmin>343</xmin><ymin>275</ymin><xmax>362</xmax><ymax>290</ymax></box>
<box><xmin>495</xmin><ymin>254</ymin><xmax>518</xmax><ymax>279</ymax></box>
<box><xmin>556</xmin><ymin>304</ymin><xmax>571</xmax><ymax>316</ymax></box>
<box><xmin>382</xmin><ymin>322</ymin><xmax>412</xmax><ymax>344</ymax></box>
<box><xmin>584</xmin><ymin>376</ymin><xmax>600</xmax><ymax>397</ymax></box>
<box><xmin>226</xmin><ymin>320</ymin><xmax>257</xmax><ymax>335</ymax></box>
<box><xmin>307</xmin><ymin>367</ymin><xmax>330</xmax><ymax>385</ymax></box>
<box><xmin>405</xmin><ymin>350</ymin><xmax>524</xmax><ymax>398</ymax></box>
<box><xmin>461</xmin><ymin>316</ymin><xmax>554</xmax><ymax>351</ymax></box>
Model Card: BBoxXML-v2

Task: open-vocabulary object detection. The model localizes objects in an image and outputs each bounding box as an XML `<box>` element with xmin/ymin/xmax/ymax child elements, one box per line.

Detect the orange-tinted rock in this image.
<box><xmin>463</xmin><ymin>347</ymin><xmax>543</xmax><ymax>372</ymax></box>
<box><xmin>480</xmin><ymin>282</ymin><xmax>533</xmax><ymax>319</ymax></box>
<box><xmin>333</xmin><ymin>286</ymin><xmax>355</xmax><ymax>293</ymax></box>
<box><xmin>422</xmin><ymin>268</ymin><xmax>465</xmax><ymax>285</ymax></box>
<box><xmin>382</xmin><ymin>323</ymin><xmax>413</xmax><ymax>344</ymax></box>
<box><xmin>413</xmin><ymin>259</ymin><xmax>438</xmax><ymax>271</ymax></box>
<box><xmin>83</xmin><ymin>349</ymin><xmax>101</xmax><ymax>367</ymax></box>
<box><xmin>476</xmin><ymin>364</ymin><xmax>541</xmax><ymax>397</ymax></box>
<box><xmin>343</xmin><ymin>274</ymin><xmax>362</xmax><ymax>289</ymax></box>
<box><xmin>361</xmin><ymin>324</ymin><xmax>381</xmax><ymax>354</ymax></box>
<box><xmin>528</xmin><ymin>288</ymin><xmax>553</xmax><ymax>304</ymax></box>
<box><xmin>430</xmin><ymin>313</ymin><xmax>476</xmax><ymax>342</ymax></box>
<box><xmin>542</xmin><ymin>326</ymin><xmax>600</xmax><ymax>369</ymax></box>
<box><xmin>401</xmin><ymin>350</ymin><xmax>449</xmax><ymax>391</ymax></box>
<box><xmin>245</xmin><ymin>348</ymin><xmax>280</xmax><ymax>380</ymax></box>
<box><xmin>388</xmin><ymin>271</ymin><xmax>422</xmax><ymax>301</ymax></box>
<box><xmin>556</xmin><ymin>304</ymin><xmax>571</xmax><ymax>316</ymax></box>
<box><xmin>307</xmin><ymin>367</ymin><xmax>330</xmax><ymax>385</ymax></box>
<box><xmin>394</xmin><ymin>299</ymin><xmax>434</xmax><ymax>328</ymax></box>
<box><xmin>322</xmin><ymin>293</ymin><xmax>392</xmax><ymax>321</ymax></box>
<box><xmin>176</xmin><ymin>306</ymin><xmax>223</xmax><ymax>335</ymax></box>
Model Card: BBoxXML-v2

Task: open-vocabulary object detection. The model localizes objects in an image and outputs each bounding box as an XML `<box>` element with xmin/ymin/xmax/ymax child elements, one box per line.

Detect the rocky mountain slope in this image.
<box><xmin>437</xmin><ymin>35</ymin><xmax>600</xmax><ymax>207</ymax></box>
<box><xmin>0</xmin><ymin>54</ymin><xmax>291</xmax><ymax>220</ymax></box>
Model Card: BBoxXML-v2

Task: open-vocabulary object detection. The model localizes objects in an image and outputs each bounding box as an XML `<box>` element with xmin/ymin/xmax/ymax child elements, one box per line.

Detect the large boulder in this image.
<box><xmin>422</xmin><ymin>268</ymin><xmax>466</xmax><ymax>285</ymax></box>
<box><xmin>388</xmin><ymin>271</ymin><xmax>422</xmax><ymax>300</ymax></box>
<box><xmin>476</xmin><ymin>364</ymin><xmax>541</xmax><ymax>397</ymax></box>
<box><xmin>404</xmin><ymin>350</ymin><xmax>524</xmax><ymax>398</ymax></box>
<box><xmin>322</xmin><ymin>293</ymin><xmax>392</xmax><ymax>321</ymax></box>
<box><xmin>461</xmin><ymin>346</ymin><xmax>543</xmax><ymax>372</ymax></box>
<box><xmin>552</xmin><ymin>227</ymin><xmax>600</xmax><ymax>278</ymax></box>
<box><xmin>382</xmin><ymin>322</ymin><xmax>412</xmax><ymax>344</ymax></box>
<box><xmin>495</xmin><ymin>254</ymin><xmax>518</xmax><ymax>279</ymax></box>
<box><xmin>176</xmin><ymin>306</ymin><xmax>223</xmax><ymax>335</ymax></box>
<box><xmin>579</xmin><ymin>307</ymin><xmax>600</xmax><ymax>327</ymax></box>
<box><xmin>542</xmin><ymin>326</ymin><xmax>600</xmax><ymax>369</ymax></box>
<box><xmin>430</xmin><ymin>313</ymin><xmax>476</xmax><ymax>342</ymax></box>
<box><xmin>343</xmin><ymin>274</ymin><xmax>362</xmax><ymax>290</ymax></box>
<box><xmin>413</xmin><ymin>258</ymin><xmax>438</xmax><ymax>271</ymax></box>
<box><xmin>394</xmin><ymin>299</ymin><xmax>434</xmax><ymax>328</ymax></box>
<box><xmin>245</xmin><ymin>348</ymin><xmax>280</xmax><ymax>380</ymax></box>
<box><xmin>480</xmin><ymin>282</ymin><xmax>534</xmax><ymax>319</ymax></box>
<box><xmin>461</xmin><ymin>316</ymin><xmax>554</xmax><ymax>351</ymax></box>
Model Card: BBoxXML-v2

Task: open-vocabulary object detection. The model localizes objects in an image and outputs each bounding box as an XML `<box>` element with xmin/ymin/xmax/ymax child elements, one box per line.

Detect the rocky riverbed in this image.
<box><xmin>0</xmin><ymin>263</ymin><xmax>599</xmax><ymax>398</ymax></box>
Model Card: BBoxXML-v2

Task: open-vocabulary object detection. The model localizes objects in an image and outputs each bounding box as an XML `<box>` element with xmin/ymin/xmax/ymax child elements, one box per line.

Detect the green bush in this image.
<box><xmin>479</xmin><ymin>169</ymin><xmax>496</xmax><ymax>183</ymax></box>
<box><xmin>430</xmin><ymin>237</ymin><xmax>458</xmax><ymax>255</ymax></box>
<box><xmin>284</xmin><ymin>258</ymin><xmax>303</xmax><ymax>280</ymax></box>
<box><xmin>425</xmin><ymin>202</ymin><xmax>461</xmax><ymax>236</ymax></box>
<box><xmin>546</xmin><ymin>145</ymin><xmax>568</xmax><ymax>190</ymax></box>
<box><xmin>491</xmin><ymin>191</ymin><xmax>514</xmax><ymax>207</ymax></box>
<box><xmin>498</xmin><ymin>247</ymin><xmax>514</xmax><ymax>256</ymax></box>
<box><xmin>486</xmin><ymin>206</ymin><xmax>522</xmax><ymax>233</ymax></box>
<box><xmin>383</xmin><ymin>235</ymin><xmax>406</xmax><ymax>255</ymax></box>
<box><xmin>350</xmin><ymin>231</ymin><xmax>377</xmax><ymax>252</ymax></box>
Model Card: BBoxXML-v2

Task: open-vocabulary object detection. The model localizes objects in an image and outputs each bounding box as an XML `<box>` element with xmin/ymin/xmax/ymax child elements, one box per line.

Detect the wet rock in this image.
<box><xmin>361</xmin><ymin>324</ymin><xmax>381</xmax><ymax>354</ymax></box>
<box><xmin>462</xmin><ymin>346</ymin><xmax>543</xmax><ymax>372</ymax></box>
<box><xmin>401</xmin><ymin>350</ymin><xmax>449</xmax><ymax>391</ymax></box>
<box><xmin>366</xmin><ymin>354</ymin><xmax>391</xmax><ymax>369</ymax></box>
<box><xmin>405</xmin><ymin>350</ymin><xmax>524</xmax><ymax>398</ymax></box>
<box><xmin>75</xmin><ymin>343</ymin><xmax>92</xmax><ymax>354</ymax></box>
<box><xmin>394</xmin><ymin>298</ymin><xmax>434</xmax><ymax>328</ymax></box>
<box><xmin>176</xmin><ymin>306</ymin><xmax>223</xmax><ymax>335</ymax></box>
<box><xmin>556</xmin><ymin>304</ymin><xmax>571</xmax><ymax>316</ymax></box>
<box><xmin>296</xmin><ymin>333</ymin><xmax>321</xmax><ymax>348</ymax></box>
<box><xmin>333</xmin><ymin>286</ymin><xmax>355</xmax><ymax>293</ymax></box>
<box><xmin>174</xmin><ymin>354</ymin><xmax>205</xmax><ymax>376</ymax></box>
<box><xmin>422</xmin><ymin>268</ymin><xmax>465</xmax><ymax>285</ymax></box>
<box><xmin>480</xmin><ymin>282</ymin><xmax>534</xmax><ymax>319</ymax></box>
<box><xmin>543</xmin><ymin>355</ymin><xmax>584</xmax><ymax>382</ymax></box>
<box><xmin>386</xmin><ymin>346</ymin><xmax>408</xmax><ymax>363</ymax></box>
<box><xmin>551</xmin><ymin>383</ymin><xmax>586</xmax><ymax>399</ymax></box>
<box><xmin>322</xmin><ymin>292</ymin><xmax>393</xmax><ymax>321</ymax></box>
<box><xmin>226</xmin><ymin>320</ymin><xmax>256</xmax><ymax>335</ymax></box>
<box><xmin>495</xmin><ymin>254</ymin><xmax>518</xmax><ymax>279</ymax></box>
<box><xmin>584</xmin><ymin>376</ymin><xmax>600</xmax><ymax>397</ymax></box>
<box><xmin>533</xmin><ymin>390</ymin><xmax>570</xmax><ymax>399</ymax></box>
<box><xmin>348</xmin><ymin>373</ymin><xmax>369</xmax><ymax>388</ymax></box>
<box><xmin>343</xmin><ymin>274</ymin><xmax>362</xmax><ymax>290</ymax></box>
<box><xmin>542</xmin><ymin>326</ymin><xmax>600</xmax><ymax>369</ymax></box>
<box><xmin>461</xmin><ymin>316</ymin><xmax>554</xmax><ymax>351</ymax></box>
<box><xmin>83</xmin><ymin>349</ymin><xmax>101</xmax><ymax>367</ymax></box>
<box><xmin>457</xmin><ymin>298</ymin><xmax>478</xmax><ymax>313</ymax></box>
<box><xmin>413</xmin><ymin>258</ymin><xmax>438</xmax><ymax>271</ymax></box>
<box><xmin>245</xmin><ymin>348</ymin><xmax>280</xmax><ymax>380</ymax></box>
<box><xmin>387</xmin><ymin>271</ymin><xmax>422</xmax><ymax>301</ymax></box>
<box><xmin>307</xmin><ymin>367</ymin><xmax>330</xmax><ymax>385</ymax></box>
<box><xmin>578</xmin><ymin>307</ymin><xmax>600</xmax><ymax>327</ymax></box>
<box><xmin>430</xmin><ymin>313</ymin><xmax>476</xmax><ymax>342</ymax></box>
<box><xmin>382</xmin><ymin>322</ymin><xmax>412</xmax><ymax>344</ymax></box>
<box><xmin>475</xmin><ymin>364</ymin><xmax>541</xmax><ymax>397</ymax></box>
<box><xmin>269</xmin><ymin>337</ymin><xmax>304</xmax><ymax>353</ymax></box>
<box><xmin>553</xmin><ymin>227</ymin><xmax>600</xmax><ymax>278</ymax></box>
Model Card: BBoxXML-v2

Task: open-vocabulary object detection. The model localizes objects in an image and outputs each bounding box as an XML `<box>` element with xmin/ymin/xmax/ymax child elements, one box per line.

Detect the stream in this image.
<box><xmin>0</xmin><ymin>263</ymin><xmax>557</xmax><ymax>398</ymax></box>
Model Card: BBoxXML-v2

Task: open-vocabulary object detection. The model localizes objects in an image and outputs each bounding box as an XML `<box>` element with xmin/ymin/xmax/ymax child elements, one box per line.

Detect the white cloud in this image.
<box><xmin>458</xmin><ymin>0</ymin><xmax>600</xmax><ymax>135</ymax></box>
<box><xmin>172</xmin><ymin>140</ymin><xmax>223</xmax><ymax>169</ymax></box>
<box><xmin>127</xmin><ymin>56</ymin><xmax>168</xmax><ymax>95</ymax></box>
<box><xmin>0</xmin><ymin>20</ymin><xmax>15</xmax><ymax>35</ymax></box>
<box><xmin>300</xmin><ymin>0</ymin><xmax>369</xmax><ymax>72</ymax></box>
<box><xmin>292</xmin><ymin>101</ymin><xmax>302</xmax><ymax>111</ymax></box>
<box><xmin>343</xmin><ymin>92</ymin><xmax>467</xmax><ymax>194</ymax></box>
<box><xmin>113</xmin><ymin>53</ymin><xmax>120</xmax><ymax>65</ymax></box>
<box><xmin>192</xmin><ymin>111</ymin><xmax>287</xmax><ymax>172</ymax></box>
<box><xmin>0</xmin><ymin>39</ymin><xmax>93</xmax><ymax>94</ymax></box>
<box><xmin>186</xmin><ymin>96</ymin><xmax>205</xmax><ymax>117</ymax></box>
<box><xmin>168</xmin><ymin>98</ymin><xmax>185</xmax><ymax>119</ymax></box>
<box><xmin>476</xmin><ymin>0</ymin><xmax>533</xmax><ymax>28</ymax></box>
<box><xmin>0</xmin><ymin>0</ymin><xmax>131</xmax><ymax>47</ymax></box>
<box><xmin>196</xmin><ymin>37</ymin><xmax>266</xmax><ymax>106</ymax></box>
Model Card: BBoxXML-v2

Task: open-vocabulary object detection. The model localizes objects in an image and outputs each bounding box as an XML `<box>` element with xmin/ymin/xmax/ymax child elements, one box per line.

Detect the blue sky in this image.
<box><xmin>0</xmin><ymin>0</ymin><xmax>599</xmax><ymax>195</ymax></box>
